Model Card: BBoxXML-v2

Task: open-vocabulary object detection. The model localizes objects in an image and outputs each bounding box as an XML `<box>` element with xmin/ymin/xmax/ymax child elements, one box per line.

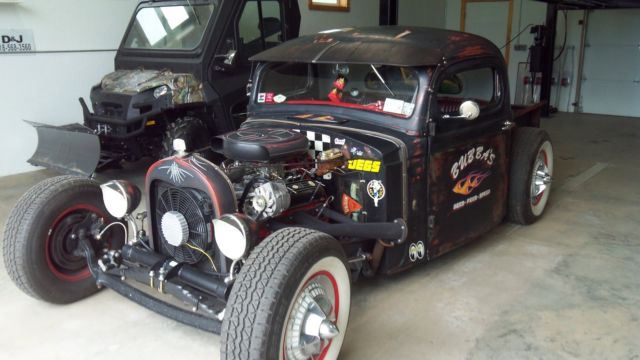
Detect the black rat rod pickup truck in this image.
<box><xmin>28</xmin><ymin>0</ymin><xmax>300</xmax><ymax>174</ymax></box>
<box><xmin>3</xmin><ymin>27</ymin><xmax>553</xmax><ymax>359</ymax></box>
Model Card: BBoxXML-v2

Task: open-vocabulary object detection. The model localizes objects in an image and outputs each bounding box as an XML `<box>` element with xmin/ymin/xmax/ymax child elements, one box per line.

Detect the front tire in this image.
<box><xmin>221</xmin><ymin>228</ymin><xmax>351</xmax><ymax>360</ymax></box>
<box><xmin>508</xmin><ymin>128</ymin><xmax>554</xmax><ymax>224</ymax></box>
<box><xmin>2</xmin><ymin>176</ymin><xmax>113</xmax><ymax>304</ymax></box>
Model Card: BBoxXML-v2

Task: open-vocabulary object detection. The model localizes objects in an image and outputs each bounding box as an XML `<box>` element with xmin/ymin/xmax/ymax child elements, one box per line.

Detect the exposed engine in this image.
<box><xmin>225</xmin><ymin>163</ymin><xmax>328</xmax><ymax>221</ymax></box>
<box><xmin>150</xmin><ymin>128</ymin><xmax>343</xmax><ymax>264</ymax></box>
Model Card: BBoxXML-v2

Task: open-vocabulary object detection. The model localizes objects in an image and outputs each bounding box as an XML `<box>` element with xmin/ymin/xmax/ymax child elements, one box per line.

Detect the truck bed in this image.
<box><xmin>512</xmin><ymin>102</ymin><xmax>545</xmax><ymax>128</ymax></box>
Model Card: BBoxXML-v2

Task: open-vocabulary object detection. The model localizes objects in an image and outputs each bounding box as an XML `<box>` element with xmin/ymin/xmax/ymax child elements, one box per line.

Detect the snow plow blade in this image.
<box><xmin>26</xmin><ymin>121</ymin><xmax>100</xmax><ymax>177</ymax></box>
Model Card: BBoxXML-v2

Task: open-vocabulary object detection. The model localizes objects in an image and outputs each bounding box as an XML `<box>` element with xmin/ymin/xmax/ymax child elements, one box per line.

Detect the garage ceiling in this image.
<box><xmin>536</xmin><ymin>0</ymin><xmax>640</xmax><ymax>9</ymax></box>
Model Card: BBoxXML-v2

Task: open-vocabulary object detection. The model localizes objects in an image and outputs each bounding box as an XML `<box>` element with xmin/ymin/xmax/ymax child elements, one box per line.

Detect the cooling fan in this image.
<box><xmin>155</xmin><ymin>185</ymin><xmax>212</xmax><ymax>264</ymax></box>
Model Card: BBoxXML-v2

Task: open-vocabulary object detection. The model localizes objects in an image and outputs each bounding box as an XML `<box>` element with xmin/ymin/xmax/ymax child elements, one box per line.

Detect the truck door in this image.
<box><xmin>210</xmin><ymin>0</ymin><xmax>300</xmax><ymax>131</ymax></box>
<box><xmin>427</xmin><ymin>60</ymin><xmax>511</xmax><ymax>258</ymax></box>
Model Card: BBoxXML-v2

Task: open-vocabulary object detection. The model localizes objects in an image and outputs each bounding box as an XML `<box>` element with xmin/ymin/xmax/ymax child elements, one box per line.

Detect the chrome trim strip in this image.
<box><xmin>244</xmin><ymin>119</ymin><xmax>409</xmax><ymax>220</ymax></box>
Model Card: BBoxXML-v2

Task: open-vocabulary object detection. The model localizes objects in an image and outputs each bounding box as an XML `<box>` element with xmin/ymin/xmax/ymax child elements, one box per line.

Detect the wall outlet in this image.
<box><xmin>514</xmin><ymin>44</ymin><xmax>528</xmax><ymax>51</ymax></box>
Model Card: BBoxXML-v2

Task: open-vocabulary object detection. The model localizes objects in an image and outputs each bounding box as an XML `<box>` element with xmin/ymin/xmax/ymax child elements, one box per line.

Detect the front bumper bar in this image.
<box><xmin>79</xmin><ymin>239</ymin><xmax>223</xmax><ymax>334</ymax></box>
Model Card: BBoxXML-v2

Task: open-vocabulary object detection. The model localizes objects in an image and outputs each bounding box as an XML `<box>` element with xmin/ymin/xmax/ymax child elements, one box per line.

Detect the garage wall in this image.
<box><xmin>444</xmin><ymin>1</ymin><xmax>638</xmax><ymax>116</ymax></box>
<box><xmin>297</xmin><ymin>0</ymin><xmax>379</xmax><ymax>35</ymax></box>
<box><xmin>398</xmin><ymin>0</ymin><xmax>446</xmax><ymax>28</ymax></box>
<box><xmin>444</xmin><ymin>0</ymin><xmax>549</xmax><ymax>103</ymax></box>
<box><xmin>0</xmin><ymin>0</ymin><xmax>135</xmax><ymax>177</ymax></box>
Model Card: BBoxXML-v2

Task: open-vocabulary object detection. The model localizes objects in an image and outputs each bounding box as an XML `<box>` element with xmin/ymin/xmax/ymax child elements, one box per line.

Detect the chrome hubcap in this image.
<box><xmin>531</xmin><ymin>151</ymin><xmax>552</xmax><ymax>204</ymax></box>
<box><xmin>285</xmin><ymin>281</ymin><xmax>339</xmax><ymax>360</ymax></box>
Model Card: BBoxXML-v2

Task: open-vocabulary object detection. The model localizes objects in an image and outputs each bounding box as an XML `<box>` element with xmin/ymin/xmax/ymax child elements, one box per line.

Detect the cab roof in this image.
<box><xmin>250</xmin><ymin>26</ymin><xmax>503</xmax><ymax>67</ymax></box>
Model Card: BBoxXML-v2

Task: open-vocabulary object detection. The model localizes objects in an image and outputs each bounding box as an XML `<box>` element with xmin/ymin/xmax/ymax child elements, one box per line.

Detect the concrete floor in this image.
<box><xmin>0</xmin><ymin>112</ymin><xmax>638</xmax><ymax>359</ymax></box>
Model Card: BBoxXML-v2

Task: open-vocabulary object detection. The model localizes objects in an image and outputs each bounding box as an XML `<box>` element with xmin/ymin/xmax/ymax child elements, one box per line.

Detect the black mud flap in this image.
<box><xmin>26</xmin><ymin>120</ymin><xmax>101</xmax><ymax>177</ymax></box>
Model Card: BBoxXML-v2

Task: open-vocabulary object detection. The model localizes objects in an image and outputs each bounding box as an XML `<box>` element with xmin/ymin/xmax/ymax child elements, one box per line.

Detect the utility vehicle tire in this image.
<box><xmin>160</xmin><ymin>117</ymin><xmax>211</xmax><ymax>158</ymax></box>
<box><xmin>2</xmin><ymin>175</ymin><xmax>113</xmax><ymax>304</ymax></box>
<box><xmin>508</xmin><ymin>127</ymin><xmax>554</xmax><ymax>225</ymax></box>
<box><xmin>221</xmin><ymin>228</ymin><xmax>351</xmax><ymax>360</ymax></box>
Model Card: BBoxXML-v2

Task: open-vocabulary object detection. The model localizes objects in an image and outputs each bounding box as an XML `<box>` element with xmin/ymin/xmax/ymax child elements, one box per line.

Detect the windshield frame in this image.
<box><xmin>249</xmin><ymin>61</ymin><xmax>430</xmax><ymax>133</ymax></box>
<box><xmin>118</xmin><ymin>0</ymin><xmax>219</xmax><ymax>55</ymax></box>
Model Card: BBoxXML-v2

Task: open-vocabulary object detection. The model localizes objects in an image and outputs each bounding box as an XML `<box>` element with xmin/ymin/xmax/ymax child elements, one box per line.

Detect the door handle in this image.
<box><xmin>502</xmin><ymin>120</ymin><xmax>515</xmax><ymax>131</ymax></box>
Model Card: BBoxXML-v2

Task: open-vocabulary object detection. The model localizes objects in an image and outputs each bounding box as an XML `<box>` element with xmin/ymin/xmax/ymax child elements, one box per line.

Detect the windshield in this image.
<box><xmin>124</xmin><ymin>3</ymin><xmax>215</xmax><ymax>50</ymax></box>
<box><xmin>256</xmin><ymin>62</ymin><xmax>420</xmax><ymax>118</ymax></box>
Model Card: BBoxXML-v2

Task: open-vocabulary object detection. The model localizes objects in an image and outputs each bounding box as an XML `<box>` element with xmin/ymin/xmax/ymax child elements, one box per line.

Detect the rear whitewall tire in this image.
<box><xmin>508</xmin><ymin>127</ymin><xmax>554</xmax><ymax>225</ymax></box>
<box><xmin>531</xmin><ymin>140</ymin><xmax>553</xmax><ymax>217</ymax></box>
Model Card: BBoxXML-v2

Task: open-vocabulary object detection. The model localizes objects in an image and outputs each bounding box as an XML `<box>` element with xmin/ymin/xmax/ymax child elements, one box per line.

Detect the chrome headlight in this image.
<box><xmin>153</xmin><ymin>85</ymin><xmax>170</xmax><ymax>99</ymax></box>
<box><xmin>213</xmin><ymin>214</ymin><xmax>256</xmax><ymax>261</ymax></box>
<box><xmin>100</xmin><ymin>180</ymin><xmax>142</xmax><ymax>219</ymax></box>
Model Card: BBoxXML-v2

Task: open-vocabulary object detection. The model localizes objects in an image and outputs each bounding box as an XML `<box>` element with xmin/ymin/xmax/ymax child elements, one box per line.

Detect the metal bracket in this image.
<box><xmin>428</xmin><ymin>121</ymin><xmax>436</xmax><ymax>136</ymax></box>
<box><xmin>502</xmin><ymin>120</ymin><xmax>516</xmax><ymax>131</ymax></box>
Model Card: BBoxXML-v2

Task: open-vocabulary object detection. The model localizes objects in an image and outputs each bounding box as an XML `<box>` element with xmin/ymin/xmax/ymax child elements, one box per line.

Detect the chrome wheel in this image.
<box><xmin>285</xmin><ymin>275</ymin><xmax>340</xmax><ymax>359</ymax></box>
<box><xmin>530</xmin><ymin>141</ymin><xmax>553</xmax><ymax>216</ymax></box>
<box><xmin>281</xmin><ymin>256</ymin><xmax>350</xmax><ymax>360</ymax></box>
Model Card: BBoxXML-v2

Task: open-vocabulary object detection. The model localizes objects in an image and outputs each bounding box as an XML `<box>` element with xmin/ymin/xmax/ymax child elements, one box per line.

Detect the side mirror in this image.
<box><xmin>223</xmin><ymin>49</ymin><xmax>237</xmax><ymax>66</ymax></box>
<box><xmin>443</xmin><ymin>100</ymin><xmax>480</xmax><ymax>120</ymax></box>
<box><xmin>459</xmin><ymin>100</ymin><xmax>480</xmax><ymax>120</ymax></box>
<box><xmin>214</xmin><ymin>49</ymin><xmax>238</xmax><ymax>71</ymax></box>
<box><xmin>216</xmin><ymin>49</ymin><xmax>237</xmax><ymax>65</ymax></box>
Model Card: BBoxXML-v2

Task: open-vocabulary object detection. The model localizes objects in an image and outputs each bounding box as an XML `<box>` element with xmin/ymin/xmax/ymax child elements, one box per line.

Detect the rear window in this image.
<box><xmin>437</xmin><ymin>67</ymin><xmax>499</xmax><ymax>115</ymax></box>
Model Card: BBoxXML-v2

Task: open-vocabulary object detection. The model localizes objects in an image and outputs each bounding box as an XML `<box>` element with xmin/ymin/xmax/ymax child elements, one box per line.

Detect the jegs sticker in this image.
<box><xmin>409</xmin><ymin>241</ymin><xmax>425</xmax><ymax>262</ymax></box>
<box><xmin>347</xmin><ymin>159</ymin><xmax>381</xmax><ymax>173</ymax></box>
<box><xmin>366</xmin><ymin>180</ymin><xmax>385</xmax><ymax>207</ymax></box>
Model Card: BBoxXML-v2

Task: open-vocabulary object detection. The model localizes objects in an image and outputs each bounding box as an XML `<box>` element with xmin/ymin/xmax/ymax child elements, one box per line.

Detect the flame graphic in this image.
<box><xmin>453</xmin><ymin>171</ymin><xmax>491</xmax><ymax>195</ymax></box>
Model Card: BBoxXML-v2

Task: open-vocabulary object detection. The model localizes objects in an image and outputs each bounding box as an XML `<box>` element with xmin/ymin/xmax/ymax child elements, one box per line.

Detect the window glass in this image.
<box><xmin>437</xmin><ymin>67</ymin><xmax>498</xmax><ymax>116</ymax></box>
<box><xmin>261</xmin><ymin>0</ymin><xmax>283</xmax><ymax>48</ymax></box>
<box><xmin>124</xmin><ymin>4</ymin><xmax>215</xmax><ymax>50</ymax></box>
<box><xmin>256</xmin><ymin>62</ymin><xmax>419</xmax><ymax>118</ymax></box>
<box><xmin>239</xmin><ymin>0</ymin><xmax>283</xmax><ymax>58</ymax></box>
<box><xmin>239</xmin><ymin>2</ymin><xmax>261</xmax><ymax>45</ymax></box>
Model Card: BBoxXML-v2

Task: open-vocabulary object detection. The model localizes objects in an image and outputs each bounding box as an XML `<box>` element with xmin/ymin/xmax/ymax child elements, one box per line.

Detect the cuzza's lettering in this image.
<box><xmin>451</xmin><ymin>146</ymin><xmax>495</xmax><ymax>179</ymax></box>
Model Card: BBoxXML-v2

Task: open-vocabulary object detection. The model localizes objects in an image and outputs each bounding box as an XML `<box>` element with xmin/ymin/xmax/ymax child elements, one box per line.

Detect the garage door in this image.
<box><xmin>581</xmin><ymin>10</ymin><xmax>640</xmax><ymax>117</ymax></box>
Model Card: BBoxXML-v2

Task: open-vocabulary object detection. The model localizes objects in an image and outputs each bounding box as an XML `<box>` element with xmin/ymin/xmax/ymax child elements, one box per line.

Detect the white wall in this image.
<box><xmin>297</xmin><ymin>0</ymin><xmax>379</xmax><ymax>34</ymax></box>
<box><xmin>398</xmin><ymin>0</ymin><xmax>446</xmax><ymax>28</ymax></box>
<box><xmin>444</xmin><ymin>0</ymin><xmax>548</xmax><ymax>102</ymax></box>
<box><xmin>443</xmin><ymin>0</ymin><xmax>587</xmax><ymax>111</ymax></box>
<box><xmin>299</xmin><ymin>0</ymin><xmax>447</xmax><ymax>33</ymax></box>
<box><xmin>0</xmin><ymin>0</ymin><xmax>136</xmax><ymax>176</ymax></box>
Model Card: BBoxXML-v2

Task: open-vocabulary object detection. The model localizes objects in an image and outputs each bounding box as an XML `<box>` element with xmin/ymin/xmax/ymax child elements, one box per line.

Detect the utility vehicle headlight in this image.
<box><xmin>100</xmin><ymin>180</ymin><xmax>142</xmax><ymax>219</ymax></box>
<box><xmin>213</xmin><ymin>214</ymin><xmax>256</xmax><ymax>261</ymax></box>
<box><xmin>154</xmin><ymin>85</ymin><xmax>170</xmax><ymax>99</ymax></box>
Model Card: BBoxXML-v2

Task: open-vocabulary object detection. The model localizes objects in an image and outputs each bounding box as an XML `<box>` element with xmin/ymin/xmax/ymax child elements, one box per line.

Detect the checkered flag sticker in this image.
<box><xmin>294</xmin><ymin>129</ymin><xmax>333</xmax><ymax>159</ymax></box>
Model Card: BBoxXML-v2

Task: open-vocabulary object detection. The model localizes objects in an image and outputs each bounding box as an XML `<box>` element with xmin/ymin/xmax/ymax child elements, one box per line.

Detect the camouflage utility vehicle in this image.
<box><xmin>4</xmin><ymin>27</ymin><xmax>553</xmax><ymax>359</ymax></box>
<box><xmin>29</xmin><ymin>0</ymin><xmax>300</xmax><ymax>175</ymax></box>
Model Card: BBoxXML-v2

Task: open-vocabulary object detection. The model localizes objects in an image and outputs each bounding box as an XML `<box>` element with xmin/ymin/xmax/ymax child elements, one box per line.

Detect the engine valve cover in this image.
<box><xmin>222</xmin><ymin>128</ymin><xmax>309</xmax><ymax>162</ymax></box>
